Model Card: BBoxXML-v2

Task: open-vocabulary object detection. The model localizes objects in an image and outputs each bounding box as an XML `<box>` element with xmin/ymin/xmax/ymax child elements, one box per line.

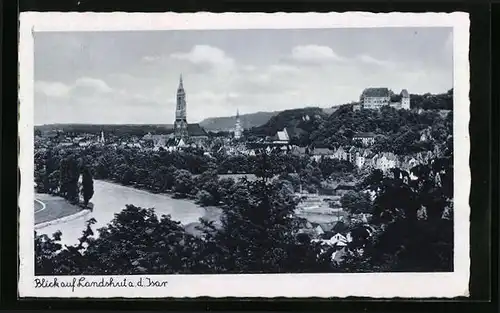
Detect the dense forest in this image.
<box><xmin>35</xmin><ymin>143</ymin><xmax>355</xmax><ymax>201</ymax></box>
<box><xmin>249</xmin><ymin>99</ymin><xmax>452</xmax><ymax>154</ymax></box>
<box><xmin>410</xmin><ymin>89</ymin><xmax>453</xmax><ymax>110</ymax></box>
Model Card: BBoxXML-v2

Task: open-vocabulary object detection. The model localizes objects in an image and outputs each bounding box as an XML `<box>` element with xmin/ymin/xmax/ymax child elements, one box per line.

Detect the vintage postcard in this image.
<box><xmin>19</xmin><ymin>12</ymin><xmax>470</xmax><ymax>298</ymax></box>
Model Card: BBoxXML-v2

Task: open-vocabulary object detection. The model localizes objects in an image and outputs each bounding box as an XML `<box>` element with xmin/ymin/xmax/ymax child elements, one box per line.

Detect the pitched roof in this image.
<box><xmin>291</xmin><ymin>147</ymin><xmax>307</xmax><ymax>155</ymax></box>
<box><xmin>312</xmin><ymin>148</ymin><xmax>334</xmax><ymax>155</ymax></box>
<box><xmin>276</xmin><ymin>129</ymin><xmax>289</xmax><ymax>141</ymax></box>
<box><xmin>318</xmin><ymin>222</ymin><xmax>336</xmax><ymax>232</ymax></box>
<box><xmin>361</xmin><ymin>87</ymin><xmax>390</xmax><ymax>98</ymax></box>
<box><xmin>187</xmin><ymin>124</ymin><xmax>208</xmax><ymax>137</ymax></box>
<box><xmin>390</xmin><ymin>94</ymin><xmax>402</xmax><ymax>102</ymax></box>
<box><xmin>165</xmin><ymin>138</ymin><xmax>177</xmax><ymax>146</ymax></box>
<box><xmin>401</xmin><ymin>89</ymin><xmax>409</xmax><ymax>97</ymax></box>
<box><xmin>332</xmin><ymin>221</ymin><xmax>348</xmax><ymax>233</ymax></box>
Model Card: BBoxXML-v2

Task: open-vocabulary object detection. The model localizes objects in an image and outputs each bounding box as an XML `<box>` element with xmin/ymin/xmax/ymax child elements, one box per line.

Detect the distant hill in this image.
<box><xmin>199</xmin><ymin>111</ymin><xmax>279</xmax><ymax>132</ymax></box>
<box><xmin>35</xmin><ymin>124</ymin><xmax>174</xmax><ymax>136</ymax></box>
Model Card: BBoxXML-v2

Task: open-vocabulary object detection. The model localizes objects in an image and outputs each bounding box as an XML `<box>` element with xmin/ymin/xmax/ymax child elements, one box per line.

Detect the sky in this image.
<box><xmin>34</xmin><ymin>27</ymin><xmax>453</xmax><ymax>125</ymax></box>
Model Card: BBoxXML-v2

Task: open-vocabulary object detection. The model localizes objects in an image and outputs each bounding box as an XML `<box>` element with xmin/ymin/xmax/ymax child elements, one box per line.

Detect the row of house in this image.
<box><xmin>298</xmin><ymin>218</ymin><xmax>375</xmax><ymax>264</ymax></box>
<box><xmin>208</xmin><ymin>134</ymin><xmax>437</xmax><ymax>173</ymax></box>
<box><xmin>309</xmin><ymin>144</ymin><xmax>436</xmax><ymax>172</ymax></box>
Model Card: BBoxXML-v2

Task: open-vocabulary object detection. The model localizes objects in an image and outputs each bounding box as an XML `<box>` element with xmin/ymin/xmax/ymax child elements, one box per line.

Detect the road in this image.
<box><xmin>35</xmin><ymin>180</ymin><xmax>208</xmax><ymax>247</ymax></box>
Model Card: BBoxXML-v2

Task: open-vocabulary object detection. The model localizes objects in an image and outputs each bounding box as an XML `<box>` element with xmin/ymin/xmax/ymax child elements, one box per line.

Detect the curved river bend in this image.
<box><xmin>36</xmin><ymin>180</ymin><xmax>206</xmax><ymax>247</ymax></box>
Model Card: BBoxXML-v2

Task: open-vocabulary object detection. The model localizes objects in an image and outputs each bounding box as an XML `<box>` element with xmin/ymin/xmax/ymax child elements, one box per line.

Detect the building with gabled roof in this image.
<box><xmin>358</xmin><ymin>88</ymin><xmax>411</xmax><ymax>110</ymax></box>
<box><xmin>274</xmin><ymin>128</ymin><xmax>290</xmax><ymax>143</ymax></box>
<box><xmin>353</xmin><ymin>132</ymin><xmax>376</xmax><ymax>146</ymax></box>
<box><xmin>310</xmin><ymin>147</ymin><xmax>335</xmax><ymax>161</ymax></box>
<box><xmin>332</xmin><ymin>146</ymin><xmax>349</xmax><ymax>161</ymax></box>
<box><xmin>360</xmin><ymin>87</ymin><xmax>391</xmax><ymax>109</ymax></box>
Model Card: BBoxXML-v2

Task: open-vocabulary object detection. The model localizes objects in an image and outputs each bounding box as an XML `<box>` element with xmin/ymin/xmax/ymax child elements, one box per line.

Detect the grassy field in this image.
<box><xmin>35</xmin><ymin>194</ymin><xmax>84</xmax><ymax>225</ymax></box>
<box><xmin>34</xmin><ymin>200</ymin><xmax>44</xmax><ymax>212</ymax></box>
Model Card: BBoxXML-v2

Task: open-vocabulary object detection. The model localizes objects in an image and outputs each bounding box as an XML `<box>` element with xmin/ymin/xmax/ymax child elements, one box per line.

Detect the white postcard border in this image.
<box><xmin>19</xmin><ymin>12</ymin><xmax>470</xmax><ymax>298</ymax></box>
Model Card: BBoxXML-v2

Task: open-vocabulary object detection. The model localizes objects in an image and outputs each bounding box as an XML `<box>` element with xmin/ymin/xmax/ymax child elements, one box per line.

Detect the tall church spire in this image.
<box><xmin>174</xmin><ymin>74</ymin><xmax>188</xmax><ymax>140</ymax></box>
<box><xmin>234</xmin><ymin>108</ymin><xmax>242</xmax><ymax>140</ymax></box>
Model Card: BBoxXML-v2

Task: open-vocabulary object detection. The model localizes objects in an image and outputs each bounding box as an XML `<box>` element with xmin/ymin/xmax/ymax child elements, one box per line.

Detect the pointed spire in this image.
<box><xmin>236</xmin><ymin>108</ymin><xmax>240</xmax><ymax>118</ymax></box>
<box><xmin>179</xmin><ymin>74</ymin><xmax>183</xmax><ymax>89</ymax></box>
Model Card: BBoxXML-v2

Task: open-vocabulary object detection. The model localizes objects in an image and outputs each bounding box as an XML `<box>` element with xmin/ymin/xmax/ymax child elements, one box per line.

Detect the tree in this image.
<box><xmin>197</xmin><ymin>190</ymin><xmax>214</xmax><ymax>207</ymax></box>
<box><xmin>200</xmin><ymin>152</ymin><xmax>333</xmax><ymax>274</ymax></box>
<box><xmin>217</xmin><ymin>177</ymin><xmax>236</xmax><ymax>201</ymax></box>
<box><xmin>121</xmin><ymin>168</ymin><xmax>135</xmax><ymax>186</ymax></box>
<box><xmin>35</xmin><ymin>218</ymin><xmax>97</xmax><ymax>275</ymax></box>
<box><xmin>299</xmin><ymin>163</ymin><xmax>323</xmax><ymax>190</ymax></box>
<box><xmin>35</xmin><ymin>206</ymin><xmax>210</xmax><ymax>275</ymax></box>
<box><xmin>347</xmin><ymin>154</ymin><xmax>453</xmax><ymax>272</ymax></box>
<box><xmin>81</xmin><ymin>166</ymin><xmax>94</xmax><ymax>207</ymax></box>
<box><xmin>59</xmin><ymin>156</ymin><xmax>80</xmax><ymax>203</ymax></box>
<box><xmin>172</xmin><ymin>169</ymin><xmax>196</xmax><ymax>198</ymax></box>
<box><xmin>318</xmin><ymin>158</ymin><xmax>354</xmax><ymax>178</ymax></box>
<box><xmin>340</xmin><ymin>191</ymin><xmax>372</xmax><ymax>214</ymax></box>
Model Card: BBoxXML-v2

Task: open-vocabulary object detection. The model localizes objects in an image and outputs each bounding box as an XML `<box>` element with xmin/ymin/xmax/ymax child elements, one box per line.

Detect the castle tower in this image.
<box><xmin>401</xmin><ymin>89</ymin><xmax>410</xmax><ymax>110</ymax></box>
<box><xmin>234</xmin><ymin>109</ymin><xmax>243</xmax><ymax>139</ymax></box>
<box><xmin>174</xmin><ymin>74</ymin><xmax>189</xmax><ymax>140</ymax></box>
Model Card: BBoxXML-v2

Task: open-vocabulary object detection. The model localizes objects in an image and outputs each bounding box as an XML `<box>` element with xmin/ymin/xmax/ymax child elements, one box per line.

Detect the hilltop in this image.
<box><xmin>199</xmin><ymin>111</ymin><xmax>279</xmax><ymax>132</ymax></box>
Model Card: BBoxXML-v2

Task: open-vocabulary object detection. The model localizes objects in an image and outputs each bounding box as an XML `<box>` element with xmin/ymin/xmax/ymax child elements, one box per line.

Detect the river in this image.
<box><xmin>36</xmin><ymin>180</ymin><xmax>208</xmax><ymax>247</ymax></box>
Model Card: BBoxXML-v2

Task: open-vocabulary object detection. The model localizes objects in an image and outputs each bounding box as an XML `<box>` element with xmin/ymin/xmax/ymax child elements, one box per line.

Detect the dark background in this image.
<box><xmin>1</xmin><ymin>0</ymin><xmax>495</xmax><ymax>311</ymax></box>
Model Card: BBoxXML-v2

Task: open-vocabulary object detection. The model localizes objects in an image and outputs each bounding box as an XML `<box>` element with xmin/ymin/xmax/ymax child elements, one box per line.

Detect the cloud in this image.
<box><xmin>441</xmin><ymin>32</ymin><xmax>453</xmax><ymax>66</ymax></box>
<box><xmin>35</xmin><ymin>81</ymin><xmax>72</xmax><ymax>98</ymax></box>
<box><xmin>170</xmin><ymin>45</ymin><xmax>235</xmax><ymax>69</ymax></box>
<box><xmin>268</xmin><ymin>64</ymin><xmax>300</xmax><ymax>75</ymax></box>
<box><xmin>358</xmin><ymin>54</ymin><xmax>396</xmax><ymax>68</ymax></box>
<box><xmin>74</xmin><ymin>77</ymin><xmax>113</xmax><ymax>93</ymax></box>
<box><xmin>36</xmin><ymin>77</ymin><xmax>114</xmax><ymax>100</ymax></box>
<box><xmin>241</xmin><ymin>65</ymin><xmax>257</xmax><ymax>72</ymax></box>
<box><xmin>290</xmin><ymin>45</ymin><xmax>344</xmax><ymax>64</ymax></box>
<box><xmin>142</xmin><ymin>56</ymin><xmax>160</xmax><ymax>63</ymax></box>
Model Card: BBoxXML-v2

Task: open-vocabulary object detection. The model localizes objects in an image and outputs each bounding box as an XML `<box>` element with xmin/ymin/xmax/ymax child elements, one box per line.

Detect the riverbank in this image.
<box><xmin>97</xmin><ymin>179</ymin><xmax>224</xmax><ymax>235</ymax></box>
<box><xmin>35</xmin><ymin>180</ymin><xmax>216</xmax><ymax>246</ymax></box>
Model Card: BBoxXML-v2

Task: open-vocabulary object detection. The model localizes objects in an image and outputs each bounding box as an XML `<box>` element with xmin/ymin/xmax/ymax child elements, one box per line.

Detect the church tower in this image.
<box><xmin>234</xmin><ymin>109</ymin><xmax>243</xmax><ymax>139</ymax></box>
<box><xmin>174</xmin><ymin>74</ymin><xmax>189</xmax><ymax>140</ymax></box>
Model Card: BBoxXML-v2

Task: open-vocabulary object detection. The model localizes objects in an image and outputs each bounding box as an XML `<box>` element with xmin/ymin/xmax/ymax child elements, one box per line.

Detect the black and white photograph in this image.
<box><xmin>19</xmin><ymin>12</ymin><xmax>470</xmax><ymax>298</ymax></box>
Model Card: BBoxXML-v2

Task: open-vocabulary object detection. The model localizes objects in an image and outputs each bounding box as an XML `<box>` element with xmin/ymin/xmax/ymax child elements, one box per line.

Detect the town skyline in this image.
<box><xmin>34</xmin><ymin>27</ymin><xmax>453</xmax><ymax>125</ymax></box>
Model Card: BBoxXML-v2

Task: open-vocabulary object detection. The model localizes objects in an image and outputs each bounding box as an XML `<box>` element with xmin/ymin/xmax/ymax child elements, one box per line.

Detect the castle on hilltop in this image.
<box><xmin>354</xmin><ymin>88</ymin><xmax>410</xmax><ymax>111</ymax></box>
